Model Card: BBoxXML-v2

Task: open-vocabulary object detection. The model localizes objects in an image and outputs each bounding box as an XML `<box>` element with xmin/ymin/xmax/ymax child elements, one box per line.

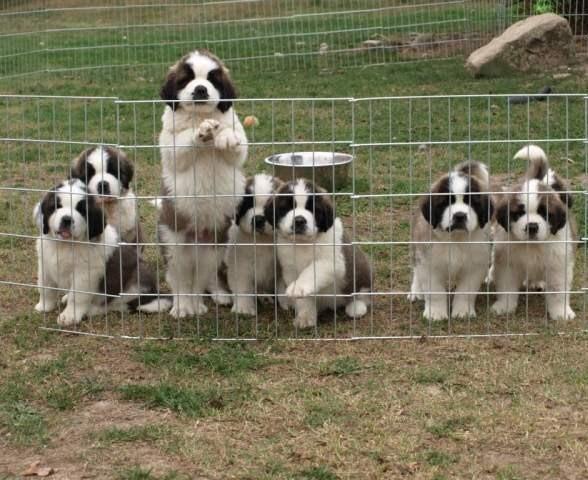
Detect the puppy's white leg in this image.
<box><xmin>345</xmin><ymin>292</ymin><xmax>368</xmax><ymax>318</ymax></box>
<box><xmin>35</xmin><ymin>262</ymin><xmax>59</xmax><ymax>313</ymax></box>
<box><xmin>452</xmin><ymin>268</ymin><xmax>485</xmax><ymax>319</ymax></box>
<box><xmin>407</xmin><ymin>269</ymin><xmax>424</xmax><ymax>302</ymax></box>
<box><xmin>227</xmin><ymin>255</ymin><xmax>257</xmax><ymax>316</ymax></box>
<box><xmin>276</xmin><ymin>277</ymin><xmax>290</xmax><ymax>311</ymax></box>
<box><xmin>207</xmin><ymin>245</ymin><xmax>232</xmax><ymax>306</ymax></box>
<box><xmin>167</xmin><ymin>245</ymin><xmax>196</xmax><ymax>318</ymax></box>
<box><xmin>491</xmin><ymin>265</ymin><xmax>520</xmax><ymax>316</ymax></box>
<box><xmin>422</xmin><ymin>273</ymin><xmax>448</xmax><ymax>322</ymax></box>
<box><xmin>192</xmin><ymin>245</ymin><xmax>221</xmax><ymax>316</ymax></box>
<box><xmin>546</xmin><ymin>267</ymin><xmax>575</xmax><ymax>321</ymax></box>
<box><xmin>57</xmin><ymin>272</ymin><xmax>97</xmax><ymax>327</ymax></box>
<box><xmin>293</xmin><ymin>297</ymin><xmax>318</xmax><ymax>329</ymax></box>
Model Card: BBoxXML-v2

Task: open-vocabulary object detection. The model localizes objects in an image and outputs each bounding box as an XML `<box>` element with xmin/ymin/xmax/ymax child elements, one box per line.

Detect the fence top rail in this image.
<box><xmin>352</xmin><ymin>94</ymin><xmax>588</xmax><ymax>101</ymax></box>
<box><xmin>0</xmin><ymin>94</ymin><xmax>119</xmax><ymax>100</ymax></box>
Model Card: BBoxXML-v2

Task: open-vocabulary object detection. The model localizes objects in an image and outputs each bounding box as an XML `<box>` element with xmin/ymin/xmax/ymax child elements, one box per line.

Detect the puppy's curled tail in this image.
<box><xmin>514</xmin><ymin>144</ymin><xmax>548</xmax><ymax>180</ymax></box>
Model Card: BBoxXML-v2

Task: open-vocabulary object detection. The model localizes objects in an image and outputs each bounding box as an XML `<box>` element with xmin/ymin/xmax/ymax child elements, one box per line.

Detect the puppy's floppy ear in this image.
<box><xmin>474</xmin><ymin>193</ymin><xmax>494</xmax><ymax>229</ymax></box>
<box><xmin>160</xmin><ymin>70</ymin><xmax>178</xmax><ymax>110</ymax></box>
<box><xmin>77</xmin><ymin>197</ymin><xmax>105</xmax><ymax>240</ymax></box>
<box><xmin>420</xmin><ymin>195</ymin><xmax>433</xmax><ymax>226</ymax></box>
<box><xmin>70</xmin><ymin>149</ymin><xmax>94</xmax><ymax>183</ymax></box>
<box><xmin>546</xmin><ymin>200</ymin><xmax>567</xmax><ymax>235</ymax></box>
<box><xmin>118</xmin><ymin>157</ymin><xmax>134</xmax><ymax>190</ymax></box>
<box><xmin>314</xmin><ymin>191</ymin><xmax>334</xmax><ymax>232</ymax></box>
<box><xmin>212</xmin><ymin>68</ymin><xmax>236</xmax><ymax>113</ymax></box>
<box><xmin>549</xmin><ymin>176</ymin><xmax>574</xmax><ymax>209</ymax></box>
<box><xmin>263</xmin><ymin>195</ymin><xmax>276</xmax><ymax>227</ymax></box>
<box><xmin>495</xmin><ymin>200</ymin><xmax>511</xmax><ymax>232</ymax></box>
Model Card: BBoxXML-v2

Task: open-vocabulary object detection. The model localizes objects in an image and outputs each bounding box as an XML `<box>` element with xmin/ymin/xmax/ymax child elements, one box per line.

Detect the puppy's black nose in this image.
<box><xmin>526</xmin><ymin>222</ymin><xmax>539</xmax><ymax>236</ymax></box>
<box><xmin>453</xmin><ymin>212</ymin><xmax>467</xmax><ymax>223</ymax></box>
<box><xmin>193</xmin><ymin>85</ymin><xmax>208</xmax><ymax>100</ymax></box>
<box><xmin>252</xmin><ymin>215</ymin><xmax>266</xmax><ymax>232</ymax></box>
<box><xmin>294</xmin><ymin>215</ymin><xmax>307</xmax><ymax>233</ymax></box>
<box><xmin>60</xmin><ymin>216</ymin><xmax>72</xmax><ymax>229</ymax></box>
<box><xmin>96</xmin><ymin>181</ymin><xmax>110</xmax><ymax>195</ymax></box>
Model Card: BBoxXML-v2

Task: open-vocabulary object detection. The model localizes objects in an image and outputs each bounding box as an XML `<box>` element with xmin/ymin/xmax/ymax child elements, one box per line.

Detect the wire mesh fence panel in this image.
<box><xmin>1</xmin><ymin>93</ymin><xmax>585</xmax><ymax>340</ymax></box>
<box><xmin>1</xmin><ymin>0</ymin><xmax>516</xmax><ymax>83</ymax></box>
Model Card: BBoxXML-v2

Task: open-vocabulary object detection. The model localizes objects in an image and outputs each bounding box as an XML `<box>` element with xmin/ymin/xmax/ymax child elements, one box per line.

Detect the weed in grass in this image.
<box><xmin>319</xmin><ymin>356</ymin><xmax>362</xmax><ymax>376</ymax></box>
<box><xmin>295</xmin><ymin>466</ymin><xmax>339</xmax><ymax>480</ymax></box>
<box><xmin>304</xmin><ymin>396</ymin><xmax>346</xmax><ymax>428</ymax></box>
<box><xmin>118</xmin><ymin>467</ymin><xmax>189</xmax><ymax>480</ymax></box>
<box><xmin>496</xmin><ymin>465</ymin><xmax>522</xmax><ymax>480</ymax></box>
<box><xmin>426</xmin><ymin>416</ymin><xmax>473</xmax><ymax>439</ymax></box>
<box><xmin>135</xmin><ymin>342</ymin><xmax>267</xmax><ymax>377</ymax></box>
<box><xmin>565</xmin><ymin>367</ymin><xmax>588</xmax><ymax>386</ymax></box>
<box><xmin>95</xmin><ymin>424</ymin><xmax>171</xmax><ymax>446</ymax></box>
<box><xmin>424</xmin><ymin>449</ymin><xmax>457</xmax><ymax>467</ymax></box>
<box><xmin>45</xmin><ymin>383</ymin><xmax>77</xmax><ymax>411</ymax></box>
<box><xmin>0</xmin><ymin>402</ymin><xmax>47</xmax><ymax>445</ymax></box>
<box><xmin>119</xmin><ymin>383</ymin><xmax>247</xmax><ymax>417</ymax></box>
<box><xmin>413</xmin><ymin>367</ymin><xmax>449</xmax><ymax>385</ymax></box>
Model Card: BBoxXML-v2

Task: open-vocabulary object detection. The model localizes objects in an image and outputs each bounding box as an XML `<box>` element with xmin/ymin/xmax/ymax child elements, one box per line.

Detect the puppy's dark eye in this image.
<box><xmin>537</xmin><ymin>204</ymin><xmax>548</xmax><ymax>219</ymax></box>
<box><xmin>177</xmin><ymin>64</ymin><xmax>195</xmax><ymax>89</ymax></box>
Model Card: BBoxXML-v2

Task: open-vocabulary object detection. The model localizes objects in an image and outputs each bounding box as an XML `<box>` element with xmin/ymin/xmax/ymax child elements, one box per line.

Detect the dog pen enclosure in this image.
<box><xmin>0</xmin><ymin>1</ymin><xmax>586</xmax><ymax>339</ymax></box>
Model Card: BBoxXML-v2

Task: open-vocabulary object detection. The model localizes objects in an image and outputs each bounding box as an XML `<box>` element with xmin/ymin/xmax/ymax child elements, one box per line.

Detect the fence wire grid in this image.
<box><xmin>0</xmin><ymin>93</ymin><xmax>586</xmax><ymax>340</ymax></box>
<box><xmin>0</xmin><ymin>0</ymin><xmax>515</xmax><ymax>80</ymax></box>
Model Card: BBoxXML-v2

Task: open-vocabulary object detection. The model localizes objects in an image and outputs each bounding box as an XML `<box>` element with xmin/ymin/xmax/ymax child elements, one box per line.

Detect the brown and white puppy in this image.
<box><xmin>225</xmin><ymin>173</ymin><xmax>286</xmax><ymax>315</ymax></box>
<box><xmin>33</xmin><ymin>179</ymin><xmax>170</xmax><ymax>327</ymax></box>
<box><xmin>491</xmin><ymin>145</ymin><xmax>576</xmax><ymax>320</ymax></box>
<box><xmin>157</xmin><ymin>49</ymin><xmax>248</xmax><ymax>318</ymax></box>
<box><xmin>264</xmin><ymin>179</ymin><xmax>372</xmax><ymax>329</ymax></box>
<box><xmin>409</xmin><ymin>161</ymin><xmax>494</xmax><ymax>321</ymax></box>
<box><xmin>71</xmin><ymin>146</ymin><xmax>142</xmax><ymax>246</ymax></box>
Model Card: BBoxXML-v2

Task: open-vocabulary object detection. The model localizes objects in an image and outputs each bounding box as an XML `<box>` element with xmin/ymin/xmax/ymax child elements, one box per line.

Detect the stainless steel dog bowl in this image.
<box><xmin>264</xmin><ymin>151</ymin><xmax>353</xmax><ymax>191</ymax></box>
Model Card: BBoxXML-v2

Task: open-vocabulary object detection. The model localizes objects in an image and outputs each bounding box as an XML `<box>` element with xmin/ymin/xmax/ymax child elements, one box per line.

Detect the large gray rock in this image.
<box><xmin>466</xmin><ymin>13</ymin><xmax>574</xmax><ymax>77</ymax></box>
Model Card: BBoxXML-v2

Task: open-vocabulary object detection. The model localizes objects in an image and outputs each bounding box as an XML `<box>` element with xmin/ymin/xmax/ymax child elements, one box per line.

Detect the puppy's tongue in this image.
<box><xmin>58</xmin><ymin>230</ymin><xmax>72</xmax><ymax>239</ymax></box>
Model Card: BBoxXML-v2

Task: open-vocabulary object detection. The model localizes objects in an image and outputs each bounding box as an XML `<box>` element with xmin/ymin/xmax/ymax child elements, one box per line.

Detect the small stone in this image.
<box><xmin>553</xmin><ymin>72</ymin><xmax>571</xmax><ymax>79</ymax></box>
<box><xmin>363</xmin><ymin>39</ymin><xmax>382</xmax><ymax>48</ymax></box>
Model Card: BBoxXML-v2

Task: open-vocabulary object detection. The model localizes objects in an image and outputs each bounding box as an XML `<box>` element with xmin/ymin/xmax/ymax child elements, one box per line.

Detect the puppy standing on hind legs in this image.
<box><xmin>157</xmin><ymin>49</ymin><xmax>248</xmax><ymax>318</ymax></box>
<box><xmin>491</xmin><ymin>145</ymin><xmax>576</xmax><ymax>321</ymax></box>
<box><xmin>264</xmin><ymin>179</ymin><xmax>372</xmax><ymax>329</ymax></box>
<box><xmin>409</xmin><ymin>161</ymin><xmax>494</xmax><ymax>321</ymax></box>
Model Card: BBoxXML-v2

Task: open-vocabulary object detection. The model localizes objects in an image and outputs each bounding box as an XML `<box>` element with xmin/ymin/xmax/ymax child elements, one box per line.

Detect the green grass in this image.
<box><xmin>117</xmin><ymin>467</ymin><xmax>188</xmax><ymax>480</ymax></box>
<box><xmin>118</xmin><ymin>383</ymin><xmax>248</xmax><ymax>417</ymax></box>
<box><xmin>413</xmin><ymin>367</ymin><xmax>449</xmax><ymax>385</ymax></box>
<box><xmin>426</xmin><ymin>416</ymin><xmax>474</xmax><ymax>439</ymax></box>
<box><xmin>423</xmin><ymin>449</ymin><xmax>458</xmax><ymax>467</ymax></box>
<box><xmin>318</xmin><ymin>356</ymin><xmax>363</xmax><ymax>376</ymax></box>
<box><xmin>95</xmin><ymin>424</ymin><xmax>172</xmax><ymax>446</ymax></box>
<box><xmin>295</xmin><ymin>467</ymin><xmax>339</xmax><ymax>480</ymax></box>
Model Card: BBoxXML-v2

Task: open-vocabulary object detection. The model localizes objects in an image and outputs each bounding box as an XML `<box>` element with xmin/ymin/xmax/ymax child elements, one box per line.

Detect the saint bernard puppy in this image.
<box><xmin>71</xmin><ymin>145</ymin><xmax>142</xmax><ymax>246</ymax></box>
<box><xmin>34</xmin><ymin>179</ymin><xmax>170</xmax><ymax>327</ymax></box>
<box><xmin>409</xmin><ymin>161</ymin><xmax>494</xmax><ymax>321</ymax></box>
<box><xmin>491</xmin><ymin>145</ymin><xmax>576</xmax><ymax>320</ymax></box>
<box><xmin>264</xmin><ymin>179</ymin><xmax>372</xmax><ymax>329</ymax></box>
<box><xmin>225</xmin><ymin>174</ymin><xmax>285</xmax><ymax>315</ymax></box>
<box><xmin>157</xmin><ymin>49</ymin><xmax>248</xmax><ymax>318</ymax></box>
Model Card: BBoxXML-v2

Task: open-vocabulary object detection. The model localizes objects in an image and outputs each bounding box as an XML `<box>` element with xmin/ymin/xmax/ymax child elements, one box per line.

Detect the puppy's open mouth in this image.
<box><xmin>95</xmin><ymin>197</ymin><xmax>115</xmax><ymax>205</ymax></box>
<box><xmin>57</xmin><ymin>229</ymin><xmax>72</xmax><ymax>240</ymax></box>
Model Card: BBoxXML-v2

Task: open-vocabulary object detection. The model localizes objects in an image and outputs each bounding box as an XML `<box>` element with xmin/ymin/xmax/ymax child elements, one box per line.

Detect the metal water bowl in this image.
<box><xmin>264</xmin><ymin>151</ymin><xmax>353</xmax><ymax>191</ymax></box>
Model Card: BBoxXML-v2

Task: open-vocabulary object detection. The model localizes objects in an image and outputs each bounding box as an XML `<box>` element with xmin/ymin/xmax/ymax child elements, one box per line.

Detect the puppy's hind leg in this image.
<box><xmin>167</xmin><ymin>245</ymin><xmax>196</xmax><ymax>318</ymax></box>
<box><xmin>407</xmin><ymin>269</ymin><xmax>424</xmax><ymax>302</ymax></box>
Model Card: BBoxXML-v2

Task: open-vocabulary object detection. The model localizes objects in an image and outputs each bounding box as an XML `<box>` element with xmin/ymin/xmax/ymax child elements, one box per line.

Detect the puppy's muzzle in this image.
<box><xmin>293</xmin><ymin>216</ymin><xmax>307</xmax><ymax>234</ymax></box>
<box><xmin>252</xmin><ymin>215</ymin><xmax>266</xmax><ymax>233</ymax></box>
<box><xmin>192</xmin><ymin>85</ymin><xmax>209</xmax><ymax>101</ymax></box>
<box><xmin>58</xmin><ymin>216</ymin><xmax>73</xmax><ymax>239</ymax></box>
<box><xmin>525</xmin><ymin>222</ymin><xmax>539</xmax><ymax>238</ymax></box>
<box><xmin>450</xmin><ymin>212</ymin><xmax>468</xmax><ymax>231</ymax></box>
<box><xmin>97</xmin><ymin>180</ymin><xmax>110</xmax><ymax>196</ymax></box>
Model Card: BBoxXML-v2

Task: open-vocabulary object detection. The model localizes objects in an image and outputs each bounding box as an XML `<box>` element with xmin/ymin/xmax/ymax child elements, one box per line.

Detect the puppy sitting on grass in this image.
<box><xmin>264</xmin><ymin>178</ymin><xmax>372</xmax><ymax>329</ymax></box>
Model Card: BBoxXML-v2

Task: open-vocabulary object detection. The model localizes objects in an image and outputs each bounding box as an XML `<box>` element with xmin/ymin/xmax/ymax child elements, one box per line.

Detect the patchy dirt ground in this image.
<box><xmin>1</xmin><ymin>312</ymin><xmax>587</xmax><ymax>479</ymax></box>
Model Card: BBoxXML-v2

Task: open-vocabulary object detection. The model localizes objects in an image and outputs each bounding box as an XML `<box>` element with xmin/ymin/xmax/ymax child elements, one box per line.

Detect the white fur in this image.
<box><xmin>514</xmin><ymin>144</ymin><xmax>548</xmax><ymax>164</ymax></box>
<box><xmin>409</xmin><ymin>228</ymin><xmax>492</xmax><ymax>321</ymax></box>
<box><xmin>225</xmin><ymin>174</ymin><xmax>282</xmax><ymax>315</ymax></box>
<box><xmin>159</xmin><ymin>52</ymin><xmax>248</xmax><ymax>318</ymax></box>
<box><xmin>277</xmin><ymin>217</ymin><xmax>367</xmax><ymax>329</ymax></box>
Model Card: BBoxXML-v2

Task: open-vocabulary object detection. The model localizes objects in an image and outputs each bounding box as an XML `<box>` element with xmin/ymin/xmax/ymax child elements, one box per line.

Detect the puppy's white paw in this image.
<box><xmin>214</xmin><ymin>129</ymin><xmax>240</xmax><ymax>150</ymax></box>
<box><xmin>197</xmin><ymin>119</ymin><xmax>220</xmax><ymax>143</ymax></box>
<box><xmin>210</xmin><ymin>290</ymin><xmax>232</xmax><ymax>306</ymax></box>
<box><xmin>345</xmin><ymin>300</ymin><xmax>367</xmax><ymax>318</ymax></box>
<box><xmin>170</xmin><ymin>298</ymin><xmax>195</xmax><ymax>318</ymax></box>
<box><xmin>293</xmin><ymin>312</ymin><xmax>317</xmax><ymax>329</ymax></box>
<box><xmin>57</xmin><ymin>309</ymin><xmax>81</xmax><ymax>327</ymax></box>
<box><xmin>423</xmin><ymin>306</ymin><xmax>448</xmax><ymax>322</ymax></box>
<box><xmin>61</xmin><ymin>294</ymin><xmax>68</xmax><ymax>305</ymax></box>
<box><xmin>192</xmin><ymin>299</ymin><xmax>209</xmax><ymax>316</ymax></box>
<box><xmin>35</xmin><ymin>300</ymin><xmax>57</xmax><ymax>313</ymax></box>
<box><xmin>451</xmin><ymin>303</ymin><xmax>476</xmax><ymax>319</ymax></box>
<box><xmin>277</xmin><ymin>294</ymin><xmax>291</xmax><ymax>311</ymax></box>
<box><xmin>491</xmin><ymin>299</ymin><xmax>517</xmax><ymax>315</ymax></box>
<box><xmin>286</xmin><ymin>281</ymin><xmax>313</xmax><ymax>298</ymax></box>
<box><xmin>549</xmin><ymin>306</ymin><xmax>576</xmax><ymax>321</ymax></box>
<box><xmin>231</xmin><ymin>300</ymin><xmax>257</xmax><ymax>316</ymax></box>
<box><xmin>407</xmin><ymin>291</ymin><xmax>423</xmax><ymax>302</ymax></box>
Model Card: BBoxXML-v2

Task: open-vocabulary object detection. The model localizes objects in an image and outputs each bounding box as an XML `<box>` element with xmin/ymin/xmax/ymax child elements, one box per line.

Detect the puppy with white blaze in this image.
<box><xmin>71</xmin><ymin>146</ymin><xmax>141</xmax><ymax>246</ymax></box>
<box><xmin>409</xmin><ymin>161</ymin><xmax>494</xmax><ymax>321</ymax></box>
<box><xmin>491</xmin><ymin>145</ymin><xmax>576</xmax><ymax>320</ymax></box>
<box><xmin>158</xmin><ymin>49</ymin><xmax>248</xmax><ymax>318</ymax></box>
<box><xmin>34</xmin><ymin>179</ymin><xmax>170</xmax><ymax>327</ymax></box>
<box><xmin>225</xmin><ymin>174</ymin><xmax>284</xmax><ymax>315</ymax></box>
<box><xmin>264</xmin><ymin>179</ymin><xmax>372</xmax><ymax>329</ymax></box>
